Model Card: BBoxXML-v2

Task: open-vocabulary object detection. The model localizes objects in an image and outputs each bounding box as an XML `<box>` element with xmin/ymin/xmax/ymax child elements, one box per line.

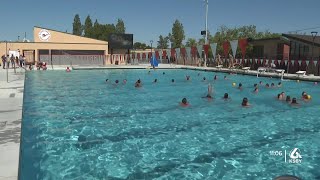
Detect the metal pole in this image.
<box><xmin>6</xmin><ymin>41</ymin><xmax>8</xmax><ymax>83</ymax></box>
<box><xmin>204</xmin><ymin>0</ymin><xmax>209</xmax><ymax>67</ymax></box>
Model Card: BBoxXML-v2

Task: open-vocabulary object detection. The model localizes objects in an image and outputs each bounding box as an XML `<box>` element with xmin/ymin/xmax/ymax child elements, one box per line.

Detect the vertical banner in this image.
<box><xmin>175</xmin><ymin>48</ymin><xmax>180</xmax><ymax>58</ymax></box>
<box><xmin>203</xmin><ymin>44</ymin><xmax>209</xmax><ymax>58</ymax></box>
<box><xmin>137</xmin><ymin>53</ymin><xmax>140</xmax><ymax>60</ymax></box>
<box><xmin>155</xmin><ymin>51</ymin><xmax>159</xmax><ymax>59</ymax></box>
<box><xmin>223</xmin><ymin>41</ymin><xmax>230</xmax><ymax>57</ymax></box>
<box><xmin>239</xmin><ymin>38</ymin><xmax>248</xmax><ymax>59</ymax></box>
<box><xmin>197</xmin><ymin>45</ymin><xmax>203</xmax><ymax>58</ymax></box>
<box><xmin>230</xmin><ymin>40</ymin><xmax>238</xmax><ymax>58</ymax></box>
<box><xmin>152</xmin><ymin>52</ymin><xmax>155</xmax><ymax>59</ymax></box>
<box><xmin>171</xmin><ymin>49</ymin><xmax>175</xmax><ymax>59</ymax></box>
<box><xmin>210</xmin><ymin>43</ymin><xmax>217</xmax><ymax>59</ymax></box>
<box><xmin>186</xmin><ymin>47</ymin><xmax>191</xmax><ymax>58</ymax></box>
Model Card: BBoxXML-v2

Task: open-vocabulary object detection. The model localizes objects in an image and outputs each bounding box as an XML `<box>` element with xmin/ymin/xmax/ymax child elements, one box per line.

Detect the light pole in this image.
<box><xmin>5</xmin><ymin>41</ymin><xmax>8</xmax><ymax>82</ymax></box>
<box><xmin>204</xmin><ymin>0</ymin><xmax>209</xmax><ymax>67</ymax></box>
<box><xmin>150</xmin><ymin>40</ymin><xmax>153</xmax><ymax>58</ymax></box>
<box><xmin>311</xmin><ymin>31</ymin><xmax>318</xmax><ymax>60</ymax></box>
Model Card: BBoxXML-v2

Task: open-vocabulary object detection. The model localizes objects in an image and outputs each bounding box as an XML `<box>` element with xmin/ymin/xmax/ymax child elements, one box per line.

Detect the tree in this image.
<box><xmin>133</xmin><ymin>42</ymin><xmax>151</xmax><ymax>49</ymax></box>
<box><xmin>185</xmin><ymin>38</ymin><xmax>197</xmax><ymax>47</ymax></box>
<box><xmin>157</xmin><ymin>35</ymin><xmax>169</xmax><ymax>49</ymax></box>
<box><xmin>72</xmin><ymin>14</ymin><xmax>82</xmax><ymax>35</ymax></box>
<box><xmin>84</xmin><ymin>15</ymin><xmax>93</xmax><ymax>37</ymax></box>
<box><xmin>210</xmin><ymin>25</ymin><xmax>280</xmax><ymax>57</ymax></box>
<box><xmin>115</xmin><ymin>18</ymin><xmax>126</xmax><ymax>34</ymax></box>
<box><xmin>171</xmin><ymin>20</ymin><xmax>185</xmax><ymax>48</ymax></box>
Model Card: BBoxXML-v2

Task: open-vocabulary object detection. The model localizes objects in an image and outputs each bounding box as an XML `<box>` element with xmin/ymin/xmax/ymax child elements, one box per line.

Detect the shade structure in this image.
<box><xmin>306</xmin><ymin>60</ymin><xmax>316</xmax><ymax>75</ymax></box>
<box><xmin>300</xmin><ymin>60</ymin><xmax>307</xmax><ymax>71</ymax></box>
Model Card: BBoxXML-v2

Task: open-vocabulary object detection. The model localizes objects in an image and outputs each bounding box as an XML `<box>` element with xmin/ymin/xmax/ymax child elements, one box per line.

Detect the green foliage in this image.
<box><xmin>84</xmin><ymin>15</ymin><xmax>93</xmax><ymax>37</ymax></box>
<box><xmin>209</xmin><ymin>25</ymin><xmax>280</xmax><ymax>58</ymax></box>
<box><xmin>157</xmin><ymin>35</ymin><xmax>169</xmax><ymax>49</ymax></box>
<box><xmin>171</xmin><ymin>20</ymin><xmax>185</xmax><ymax>48</ymax></box>
<box><xmin>72</xmin><ymin>14</ymin><xmax>82</xmax><ymax>36</ymax></box>
<box><xmin>115</xmin><ymin>19</ymin><xmax>126</xmax><ymax>34</ymax></box>
<box><xmin>185</xmin><ymin>38</ymin><xmax>197</xmax><ymax>47</ymax></box>
<box><xmin>78</xmin><ymin>15</ymin><xmax>126</xmax><ymax>42</ymax></box>
<box><xmin>133</xmin><ymin>42</ymin><xmax>151</xmax><ymax>50</ymax></box>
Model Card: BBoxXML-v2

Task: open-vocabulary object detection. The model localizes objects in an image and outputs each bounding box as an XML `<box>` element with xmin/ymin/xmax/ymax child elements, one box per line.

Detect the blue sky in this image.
<box><xmin>0</xmin><ymin>0</ymin><xmax>319</xmax><ymax>45</ymax></box>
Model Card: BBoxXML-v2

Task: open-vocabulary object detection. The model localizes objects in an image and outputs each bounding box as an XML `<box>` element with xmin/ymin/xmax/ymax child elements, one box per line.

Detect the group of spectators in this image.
<box><xmin>1</xmin><ymin>54</ymin><xmax>26</xmax><ymax>69</ymax></box>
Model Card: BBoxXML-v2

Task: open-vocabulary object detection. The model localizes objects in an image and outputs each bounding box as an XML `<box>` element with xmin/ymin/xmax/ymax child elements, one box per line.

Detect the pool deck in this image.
<box><xmin>68</xmin><ymin>64</ymin><xmax>320</xmax><ymax>82</ymax></box>
<box><xmin>0</xmin><ymin>67</ymin><xmax>25</xmax><ymax>180</ymax></box>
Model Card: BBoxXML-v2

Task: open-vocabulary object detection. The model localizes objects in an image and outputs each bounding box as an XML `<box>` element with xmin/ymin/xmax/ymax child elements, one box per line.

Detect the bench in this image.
<box><xmin>296</xmin><ymin>71</ymin><xmax>306</xmax><ymax>77</ymax></box>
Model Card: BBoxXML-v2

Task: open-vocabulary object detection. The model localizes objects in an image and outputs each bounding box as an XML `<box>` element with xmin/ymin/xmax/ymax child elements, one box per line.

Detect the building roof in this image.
<box><xmin>282</xmin><ymin>34</ymin><xmax>320</xmax><ymax>47</ymax></box>
<box><xmin>34</xmin><ymin>26</ymin><xmax>108</xmax><ymax>44</ymax></box>
<box><xmin>249</xmin><ymin>36</ymin><xmax>290</xmax><ymax>45</ymax></box>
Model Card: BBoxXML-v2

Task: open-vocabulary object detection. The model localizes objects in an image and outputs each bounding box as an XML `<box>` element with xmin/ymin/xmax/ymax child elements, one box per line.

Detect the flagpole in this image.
<box><xmin>204</xmin><ymin>0</ymin><xmax>209</xmax><ymax>67</ymax></box>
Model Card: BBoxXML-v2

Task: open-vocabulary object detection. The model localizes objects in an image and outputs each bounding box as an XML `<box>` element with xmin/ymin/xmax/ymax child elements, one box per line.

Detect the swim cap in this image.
<box><xmin>232</xmin><ymin>83</ymin><xmax>236</xmax><ymax>87</ymax></box>
<box><xmin>297</xmin><ymin>80</ymin><xmax>300</xmax><ymax>83</ymax></box>
<box><xmin>307</xmin><ymin>95</ymin><xmax>311</xmax><ymax>99</ymax></box>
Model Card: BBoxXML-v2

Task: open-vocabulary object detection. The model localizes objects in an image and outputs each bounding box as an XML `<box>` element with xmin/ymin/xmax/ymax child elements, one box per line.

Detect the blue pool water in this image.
<box><xmin>20</xmin><ymin>69</ymin><xmax>320</xmax><ymax>179</ymax></box>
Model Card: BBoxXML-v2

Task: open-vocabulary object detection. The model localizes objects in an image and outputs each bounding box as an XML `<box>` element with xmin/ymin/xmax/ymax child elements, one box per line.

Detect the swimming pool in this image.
<box><xmin>20</xmin><ymin>69</ymin><xmax>320</xmax><ymax>179</ymax></box>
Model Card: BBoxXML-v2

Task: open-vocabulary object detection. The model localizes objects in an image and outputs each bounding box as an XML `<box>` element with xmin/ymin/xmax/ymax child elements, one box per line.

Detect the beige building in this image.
<box><xmin>0</xmin><ymin>26</ymin><xmax>109</xmax><ymax>65</ymax></box>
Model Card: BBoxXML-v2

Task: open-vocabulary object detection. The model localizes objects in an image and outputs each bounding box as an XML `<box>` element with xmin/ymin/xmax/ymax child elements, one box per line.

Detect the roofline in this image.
<box><xmin>34</xmin><ymin>26</ymin><xmax>108</xmax><ymax>44</ymax></box>
<box><xmin>250</xmin><ymin>36</ymin><xmax>290</xmax><ymax>45</ymax></box>
<box><xmin>282</xmin><ymin>33</ymin><xmax>320</xmax><ymax>47</ymax></box>
<box><xmin>0</xmin><ymin>41</ymin><xmax>108</xmax><ymax>45</ymax></box>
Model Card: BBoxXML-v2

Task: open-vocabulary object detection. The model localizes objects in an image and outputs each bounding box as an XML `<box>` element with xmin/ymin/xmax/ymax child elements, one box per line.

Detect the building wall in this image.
<box><xmin>33</xmin><ymin>27</ymin><xmax>108</xmax><ymax>44</ymax></box>
<box><xmin>0</xmin><ymin>27</ymin><xmax>109</xmax><ymax>64</ymax></box>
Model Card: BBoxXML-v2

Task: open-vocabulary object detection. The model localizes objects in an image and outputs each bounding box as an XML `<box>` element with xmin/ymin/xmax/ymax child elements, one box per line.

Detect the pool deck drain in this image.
<box><xmin>0</xmin><ymin>68</ymin><xmax>25</xmax><ymax>180</ymax></box>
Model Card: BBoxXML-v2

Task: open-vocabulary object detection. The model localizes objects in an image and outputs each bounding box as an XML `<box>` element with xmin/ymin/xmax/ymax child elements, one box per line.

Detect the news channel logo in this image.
<box><xmin>269</xmin><ymin>147</ymin><xmax>302</xmax><ymax>164</ymax></box>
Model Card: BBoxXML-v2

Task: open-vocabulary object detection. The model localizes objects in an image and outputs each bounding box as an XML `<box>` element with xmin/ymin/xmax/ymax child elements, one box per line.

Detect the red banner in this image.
<box><xmin>155</xmin><ymin>51</ymin><xmax>159</xmax><ymax>59</ymax></box>
<box><xmin>142</xmin><ymin>53</ymin><xmax>146</xmax><ymax>59</ymax></box>
<box><xmin>137</xmin><ymin>53</ymin><xmax>140</xmax><ymax>60</ymax></box>
<box><xmin>204</xmin><ymin>45</ymin><xmax>210</xmax><ymax>57</ymax></box>
<box><xmin>191</xmin><ymin>47</ymin><xmax>197</xmax><ymax>58</ymax></box>
<box><xmin>239</xmin><ymin>39</ymin><xmax>248</xmax><ymax>59</ymax></box>
<box><xmin>171</xmin><ymin>49</ymin><xmax>175</xmax><ymax>58</ymax></box>
<box><xmin>163</xmin><ymin>51</ymin><xmax>167</xmax><ymax>58</ymax></box>
<box><xmin>223</xmin><ymin>41</ymin><xmax>230</xmax><ymax>57</ymax></box>
<box><xmin>181</xmin><ymin>48</ymin><xmax>186</xmax><ymax>57</ymax></box>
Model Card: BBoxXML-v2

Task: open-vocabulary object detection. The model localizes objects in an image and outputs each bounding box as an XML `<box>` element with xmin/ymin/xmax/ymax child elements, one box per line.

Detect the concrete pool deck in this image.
<box><xmin>0</xmin><ymin>67</ymin><xmax>25</xmax><ymax>180</ymax></box>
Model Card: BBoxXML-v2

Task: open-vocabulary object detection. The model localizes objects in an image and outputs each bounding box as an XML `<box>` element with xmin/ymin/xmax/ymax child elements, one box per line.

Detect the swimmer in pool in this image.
<box><xmin>123</xmin><ymin>79</ymin><xmax>127</xmax><ymax>84</ymax></box>
<box><xmin>106</xmin><ymin>79</ymin><xmax>109</xmax><ymax>83</ymax></box>
<box><xmin>238</xmin><ymin>83</ymin><xmax>243</xmax><ymax>90</ymax></box>
<box><xmin>135</xmin><ymin>79</ymin><xmax>142</xmax><ymax>87</ymax></box>
<box><xmin>171</xmin><ymin>79</ymin><xmax>175</xmax><ymax>83</ymax></box>
<box><xmin>180</xmin><ymin>98</ymin><xmax>190</xmax><ymax>107</ymax></box>
<box><xmin>153</xmin><ymin>79</ymin><xmax>158</xmax><ymax>83</ymax></box>
<box><xmin>115</xmin><ymin>80</ymin><xmax>119</xmax><ymax>84</ymax></box>
<box><xmin>254</xmin><ymin>83</ymin><xmax>258</xmax><ymax>88</ymax></box>
<box><xmin>286</xmin><ymin>95</ymin><xmax>291</xmax><ymax>103</ymax></box>
<box><xmin>259</xmin><ymin>81</ymin><xmax>263</xmax><ymax>85</ymax></box>
<box><xmin>224</xmin><ymin>76</ymin><xmax>227</xmax><ymax>80</ymax></box>
<box><xmin>271</xmin><ymin>83</ymin><xmax>275</xmax><ymax>88</ymax></box>
<box><xmin>202</xmin><ymin>84</ymin><xmax>213</xmax><ymax>99</ymax></box>
<box><xmin>280</xmin><ymin>92</ymin><xmax>285</xmax><ymax>100</ymax></box>
<box><xmin>163</xmin><ymin>72</ymin><xmax>165</xmax><ymax>75</ymax></box>
<box><xmin>186</xmin><ymin>75</ymin><xmax>191</xmax><ymax>81</ymax></box>
<box><xmin>223</xmin><ymin>93</ymin><xmax>230</xmax><ymax>100</ymax></box>
<box><xmin>214</xmin><ymin>75</ymin><xmax>217</xmax><ymax>80</ymax></box>
<box><xmin>291</xmin><ymin>98</ymin><xmax>299</xmax><ymax>106</ymax></box>
<box><xmin>241</xmin><ymin>97</ymin><xmax>250</xmax><ymax>107</ymax></box>
<box><xmin>278</xmin><ymin>82</ymin><xmax>282</xmax><ymax>87</ymax></box>
<box><xmin>253</xmin><ymin>87</ymin><xmax>259</xmax><ymax>93</ymax></box>
<box><xmin>148</xmin><ymin>71</ymin><xmax>151</xmax><ymax>74</ymax></box>
<box><xmin>202</xmin><ymin>77</ymin><xmax>207</xmax><ymax>82</ymax></box>
<box><xmin>265</xmin><ymin>83</ymin><xmax>270</xmax><ymax>88</ymax></box>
